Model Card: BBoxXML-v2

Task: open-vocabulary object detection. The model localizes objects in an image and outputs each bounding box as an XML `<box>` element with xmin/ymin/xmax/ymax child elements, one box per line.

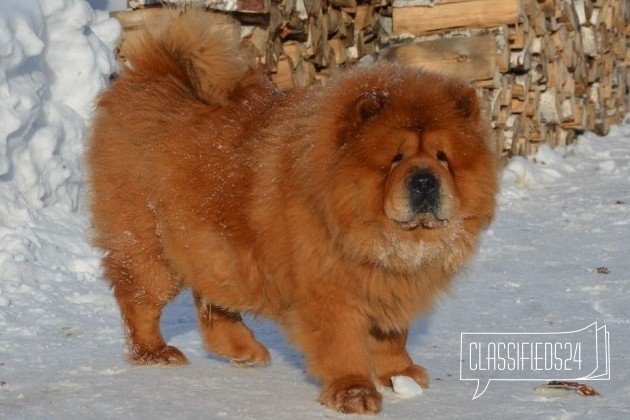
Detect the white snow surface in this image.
<box><xmin>1</xmin><ymin>1</ymin><xmax>629</xmax><ymax>418</ymax></box>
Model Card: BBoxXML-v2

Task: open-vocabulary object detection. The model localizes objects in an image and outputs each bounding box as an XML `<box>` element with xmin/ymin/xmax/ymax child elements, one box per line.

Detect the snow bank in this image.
<box><xmin>0</xmin><ymin>0</ymin><xmax>119</xmax><ymax>209</ymax></box>
<box><xmin>0</xmin><ymin>0</ymin><xmax>119</xmax><ymax>331</ymax></box>
<box><xmin>498</xmin><ymin>133</ymin><xmax>617</xmax><ymax>206</ymax></box>
<box><xmin>502</xmin><ymin>145</ymin><xmax>572</xmax><ymax>190</ymax></box>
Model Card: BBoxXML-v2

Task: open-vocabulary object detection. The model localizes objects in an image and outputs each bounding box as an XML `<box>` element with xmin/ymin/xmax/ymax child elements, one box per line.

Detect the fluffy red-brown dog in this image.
<box><xmin>88</xmin><ymin>12</ymin><xmax>498</xmax><ymax>414</ymax></box>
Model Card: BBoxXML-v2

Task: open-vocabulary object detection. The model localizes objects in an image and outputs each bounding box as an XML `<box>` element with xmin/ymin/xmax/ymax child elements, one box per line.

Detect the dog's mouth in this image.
<box><xmin>399</xmin><ymin>212</ymin><xmax>449</xmax><ymax>230</ymax></box>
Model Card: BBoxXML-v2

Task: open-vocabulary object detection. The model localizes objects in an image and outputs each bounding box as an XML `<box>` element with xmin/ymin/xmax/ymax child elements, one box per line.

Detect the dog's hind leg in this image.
<box><xmin>193</xmin><ymin>292</ymin><xmax>270</xmax><ymax>367</ymax></box>
<box><xmin>104</xmin><ymin>251</ymin><xmax>187</xmax><ymax>365</ymax></box>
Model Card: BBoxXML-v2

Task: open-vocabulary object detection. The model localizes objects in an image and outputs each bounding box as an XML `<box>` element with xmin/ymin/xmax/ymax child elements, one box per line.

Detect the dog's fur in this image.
<box><xmin>88</xmin><ymin>13</ymin><xmax>498</xmax><ymax>414</ymax></box>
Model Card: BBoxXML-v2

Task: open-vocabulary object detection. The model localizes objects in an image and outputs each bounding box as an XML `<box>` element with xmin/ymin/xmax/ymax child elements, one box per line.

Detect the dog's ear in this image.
<box><xmin>454</xmin><ymin>86</ymin><xmax>479</xmax><ymax>119</ymax></box>
<box><xmin>353</xmin><ymin>92</ymin><xmax>386</xmax><ymax>124</ymax></box>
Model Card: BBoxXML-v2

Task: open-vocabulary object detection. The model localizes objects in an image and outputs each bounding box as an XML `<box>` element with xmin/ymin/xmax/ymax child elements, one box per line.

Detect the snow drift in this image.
<box><xmin>0</xmin><ymin>0</ymin><xmax>118</xmax><ymax>335</ymax></box>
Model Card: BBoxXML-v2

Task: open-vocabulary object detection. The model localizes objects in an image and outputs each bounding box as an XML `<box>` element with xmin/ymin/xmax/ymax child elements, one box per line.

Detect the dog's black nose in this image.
<box><xmin>408</xmin><ymin>169</ymin><xmax>440</xmax><ymax>214</ymax></box>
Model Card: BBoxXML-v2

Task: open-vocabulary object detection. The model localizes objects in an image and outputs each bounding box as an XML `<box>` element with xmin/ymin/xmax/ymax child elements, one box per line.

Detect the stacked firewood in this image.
<box><xmin>115</xmin><ymin>0</ymin><xmax>382</xmax><ymax>90</ymax></box>
<box><xmin>114</xmin><ymin>0</ymin><xmax>629</xmax><ymax>158</ymax></box>
<box><xmin>385</xmin><ymin>0</ymin><xmax>629</xmax><ymax>157</ymax></box>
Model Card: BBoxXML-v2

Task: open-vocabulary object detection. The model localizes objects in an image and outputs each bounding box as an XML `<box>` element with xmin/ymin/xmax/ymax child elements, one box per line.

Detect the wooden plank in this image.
<box><xmin>128</xmin><ymin>0</ymin><xmax>270</xmax><ymax>13</ymax></box>
<box><xmin>271</xmin><ymin>57</ymin><xmax>294</xmax><ymax>91</ymax></box>
<box><xmin>353</xmin><ymin>4</ymin><xmax>375</xmax><ymax>30</ymax></box>
<box><xmin>112</xmin><ymin>8</ymin><xmax>173</xmax><ymax>30</ymax></box>
<box><xmin>393</xmin><ymin>0</ymin><xmax>498</xmax><ymax>5</ymax></box>
<box><xmin>392</xmin><ymin>0</ymin><xmax>522</xmax><ymax>36</ymax></box>
<box><xmin>381</xmin><ymin>33</ymin><xmax>500</xmax><ymax>81</ymax></box>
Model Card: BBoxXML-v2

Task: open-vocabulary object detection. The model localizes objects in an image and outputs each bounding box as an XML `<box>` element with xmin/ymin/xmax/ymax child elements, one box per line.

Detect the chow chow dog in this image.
<box><xmin>88</xmin><ymin>12</ymin><xmax>498</xmax><ymax>414</ymax></box>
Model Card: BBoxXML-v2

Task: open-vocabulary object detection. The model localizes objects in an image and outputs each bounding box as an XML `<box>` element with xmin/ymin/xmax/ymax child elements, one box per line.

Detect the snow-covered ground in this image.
<box><xmin>1</xmin><ymin>1</ymin><xmax>629</xmax><ymax>418</ymax></box>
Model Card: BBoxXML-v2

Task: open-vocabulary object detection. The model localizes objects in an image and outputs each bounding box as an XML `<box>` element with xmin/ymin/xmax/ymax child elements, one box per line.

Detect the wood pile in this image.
<box><xmin>115</xmin><ymin>0</ymin><xmax>381</xmax><ymax>90</ymax></box>
<box><xmin>113</xmin><ymin>0</ymin><xmax>630</xmax><ymax>158</ymax></box>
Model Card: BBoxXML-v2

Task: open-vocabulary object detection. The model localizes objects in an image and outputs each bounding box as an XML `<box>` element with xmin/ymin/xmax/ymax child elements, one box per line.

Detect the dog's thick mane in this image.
<box><xmin>123</xmin><ymin>12</ymin><xmax>249</xmax><ymax>105</ymax></box>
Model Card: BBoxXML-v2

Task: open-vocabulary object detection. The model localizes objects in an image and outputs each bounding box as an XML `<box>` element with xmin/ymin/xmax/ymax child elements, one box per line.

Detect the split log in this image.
<box><xmin>391</xmin><ymin>0</ymin><xmax>522</xmax><ymax>36</ymax></box>
<box><xmin>380</xmin><ymin>33</ymin><xmax>501</xmax><ymax>81</ymax></box>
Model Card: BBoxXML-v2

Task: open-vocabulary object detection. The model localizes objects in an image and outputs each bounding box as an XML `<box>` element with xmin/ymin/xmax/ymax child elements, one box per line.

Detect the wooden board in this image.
<box><xmin>393</xmin><ymin>0</ymin><xmax>501</xmax><ymax>6</ymax></box>
<box><xmin>381</xmin><ymin>33</ymin><xmax>499</xmax><ymax>81</ymax></box>
<box><xmin>128</xmin><ymin>0</ymin><xmax>269</xmax><ymax>13</ymax></box>
<box><xmin>392</xmin><ymin>0</ymin><xmax>522</xmax><ymax>36</ymax></box>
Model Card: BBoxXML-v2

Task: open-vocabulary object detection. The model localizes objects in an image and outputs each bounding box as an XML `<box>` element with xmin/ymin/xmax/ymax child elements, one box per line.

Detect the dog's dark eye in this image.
<box><xmin>436</xmin><ymin>151</ymin><xmax>448</xmax><ymax>162</ymax></box>
<box><xmin>392</xmin><ymin>153</ymin><xmax>403</xmax><ymax>163</ymax></box>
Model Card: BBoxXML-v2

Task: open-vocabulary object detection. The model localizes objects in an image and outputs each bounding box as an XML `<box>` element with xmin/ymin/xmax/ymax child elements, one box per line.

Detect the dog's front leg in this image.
<box><xmin>369</xmin><ymin>327</ymin><xmax>429</xmax><ymax>389</ymax></box>
<box><xmin>287</xmin><ymin>303</ymin><xmax>382</xmax><ymax>414</ymax></box>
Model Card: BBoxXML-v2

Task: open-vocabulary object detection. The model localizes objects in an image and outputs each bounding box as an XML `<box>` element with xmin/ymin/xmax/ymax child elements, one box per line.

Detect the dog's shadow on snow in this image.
<box><xmin>162</xmin><ymin>291</ymin><xmax>433</xmax><ymax>377</ymax></box>
<box><xmin>162</xmin><ymin>291</ymin><xmax>305</xmax><ymax>372</ymax></box>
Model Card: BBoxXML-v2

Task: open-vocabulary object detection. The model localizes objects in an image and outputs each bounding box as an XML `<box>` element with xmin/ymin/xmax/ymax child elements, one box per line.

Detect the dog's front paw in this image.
<box><xmin>319</xmin><ymin>375</ymin><xmax>382</xmax><ymax>414</ymax></box>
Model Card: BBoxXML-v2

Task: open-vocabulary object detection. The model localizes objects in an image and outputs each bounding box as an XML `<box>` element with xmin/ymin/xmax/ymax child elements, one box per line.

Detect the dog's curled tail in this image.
<box><xmin>123</xmin><ymin>12</ymin><xmax>249</xmax><ymax>105</ymax></box>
